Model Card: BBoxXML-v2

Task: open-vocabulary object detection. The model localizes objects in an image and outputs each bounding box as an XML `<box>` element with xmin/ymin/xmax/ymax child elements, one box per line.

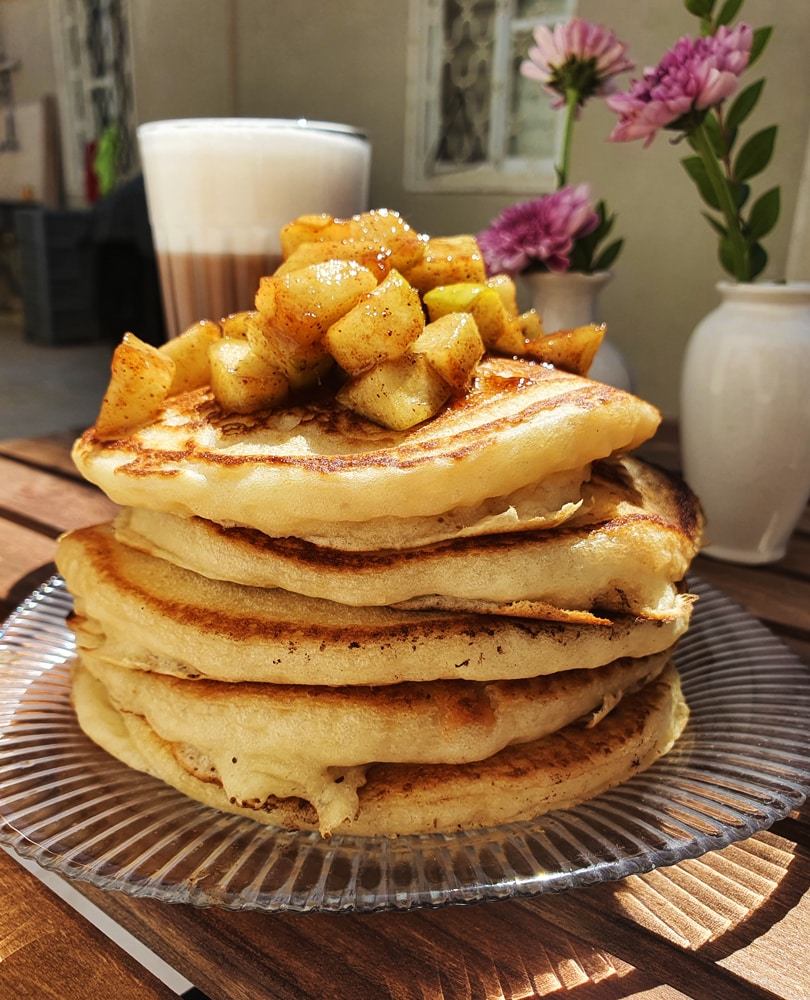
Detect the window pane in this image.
<box><xmin>515</xmin><ymin>0</ymin><xmax>569</xmax><ymax>18</ymax></box>
<box><xmin>404</xmin><ymin>0</ymin><xmax>577</xmax><ymax>193</ymax></box>
<box><xmin>437</xmin><ymin>0</ymin><xmax>495</xmax><ymax>166</ymax></box>
<box><xmin>509</xmin><ymin>25</ymin><xmax>556</xmax><ymax>158</ymax></box>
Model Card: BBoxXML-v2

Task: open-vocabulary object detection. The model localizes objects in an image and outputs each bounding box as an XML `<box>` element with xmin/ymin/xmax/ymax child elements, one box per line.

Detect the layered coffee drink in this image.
<box><xmin>156</xmin><ymin>251</ymin><xmax>283</xmax><ymax>338</ymax></box>
<box><xmin>138</xmin><ymin>118</ymin><xmax>371</xmax><ymax>338</ymax></box>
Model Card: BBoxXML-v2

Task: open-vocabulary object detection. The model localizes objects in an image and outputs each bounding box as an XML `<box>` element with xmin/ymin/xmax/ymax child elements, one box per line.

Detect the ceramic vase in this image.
<box><xmin>680</xmin><ymin>281</ymin><xmax>810</xmax><ymax>564</ymax></box>
<box><xmin>521</xmin><ymin>270</ymin><xmax>632</xmax><ymax>390</ymax></box>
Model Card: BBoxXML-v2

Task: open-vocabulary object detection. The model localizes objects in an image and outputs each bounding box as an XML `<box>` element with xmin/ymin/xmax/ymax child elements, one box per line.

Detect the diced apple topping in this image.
<box><xmin>401</xmin><ymin>235</ymin><xmax>486</xmax><ymax>294</ymax></box>
<box><xmin>336</xmin><ymin>354</ymin><xmax>453</xmax><ymax>431</ymax></box>
<box><xmin>423</xmin><ymin>282</ymin><xmax>523</xmax><ymax>355</ymax></box>
<box><xmin>255</xmin><ymin>259</ymin><xmax>378</xmax><ymax>347</ymax></box>
<box><xmin>411</xmin><ymin>313</ymin><xmax>485</xmax><ymax>392</ymax></box>
<box><xmin>95</xmin><ymin>333</ymin><xmax>175</xmax><ymax>438</ymax></box>
<box><xmin>519</xmin><ymin>324</ymin><xmax>606</xmax><ymax>376</ymax></box>
<box><xmin>92</xmin><ymin>209</ymin><xmax>615</xmax><ymax>435</ymax></box>
<box><xmin>208</xmin><ymin>338</ymin><xmax>289</xmax><ymax>414</ymax></box>
<box><xmin>159</xmin><ymin>319</ymin><xmax>221</xmax><ymax>394</ymax></box>
<box><xmin>323</xmin><ymin>269</ymin><xmax>424</xmax><ymax>376</ymax></box>
<box><xmin>246</xmin><ymin>314</ymin><xmax>334</xmax><ymax>392</ymax></box>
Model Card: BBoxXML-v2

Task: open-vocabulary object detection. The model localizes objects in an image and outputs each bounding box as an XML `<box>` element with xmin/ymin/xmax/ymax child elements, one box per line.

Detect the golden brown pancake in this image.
<box><xmin>72</xmin><ymin>657</ymin><xmax>688</xmax><ymax>837</ymax></box>
<box><xmin>113</xmin><ymin>456</ymin><xmax>702</xmax><ymax>620</ymax></box>
<box><xmin>71</xmin><ymin>356</ymin><xmax>660</xmax><ymax>538</ymax></box>
<box><xmin>56</xmin><ymin>522</ymin><xmax>694</xmax><ymax>686</ymax></box>
<box><xmin>75</xmin><ymin>647</ymin><xmax>670</xmax><ymax>836</ymax></box>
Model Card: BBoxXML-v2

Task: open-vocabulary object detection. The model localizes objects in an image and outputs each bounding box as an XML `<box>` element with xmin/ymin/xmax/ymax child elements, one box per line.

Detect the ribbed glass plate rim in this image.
<box><xmin>1</xmin><ymin>574</ymin><xmax>809</xmax><ymax>913</ymax></box>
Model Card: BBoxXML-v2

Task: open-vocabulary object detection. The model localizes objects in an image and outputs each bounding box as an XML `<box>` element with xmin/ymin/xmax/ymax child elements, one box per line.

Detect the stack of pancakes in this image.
<box><xmin>57</xmin><ymin>349</ymin><xmax>702</xmax><ymax>838</ymax></box>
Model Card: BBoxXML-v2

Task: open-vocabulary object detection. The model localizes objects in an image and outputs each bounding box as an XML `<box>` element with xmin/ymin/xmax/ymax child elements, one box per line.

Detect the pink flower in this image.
<box><xmin>607</xmin><ymin>24</ymin><xmax>753</xmax><ymax>146</ymax></box>
<box><xmin>521</xmin><ymin>17</ymin><xmax>634</xmax><ymax>110</ymax></box>
<box><xmin>478</xmin><ymin>185</ymin><xmax>600</xmax><ymax>276</ymax></box>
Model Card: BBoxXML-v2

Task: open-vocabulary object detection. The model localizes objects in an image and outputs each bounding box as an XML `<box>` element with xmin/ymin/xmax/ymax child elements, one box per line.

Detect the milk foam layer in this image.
<box><xmin>138</xmin><ymin>119</ymin><xmax>371</xmax><ymax>256</ymax></box>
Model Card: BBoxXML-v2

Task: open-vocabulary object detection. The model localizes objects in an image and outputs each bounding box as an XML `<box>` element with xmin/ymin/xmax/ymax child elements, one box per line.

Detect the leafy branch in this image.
<box><xmin>680</xmin><ymin>0</ymin><xmax>780</xmax><ymax>281</ymax></box>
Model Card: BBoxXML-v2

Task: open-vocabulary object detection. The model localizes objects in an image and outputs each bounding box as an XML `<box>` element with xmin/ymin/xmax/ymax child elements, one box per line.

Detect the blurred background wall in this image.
<box><xmin>2</xmin><ymin>0</ymin><xmax>808</xmax><ymax>416</ymax></box>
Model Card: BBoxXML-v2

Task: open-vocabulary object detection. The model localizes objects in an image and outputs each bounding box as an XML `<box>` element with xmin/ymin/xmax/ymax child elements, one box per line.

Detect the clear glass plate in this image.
<box><xmin>1</xmin><ymin>575</ymin><xmax>809</xmax><ymax>913</ymax></box>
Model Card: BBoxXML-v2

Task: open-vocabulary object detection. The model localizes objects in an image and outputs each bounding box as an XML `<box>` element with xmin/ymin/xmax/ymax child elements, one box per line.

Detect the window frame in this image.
<box><xmin>404</xmin><ymin>0</ymin><xmax>575</xmax><ymax>195</ymax></box>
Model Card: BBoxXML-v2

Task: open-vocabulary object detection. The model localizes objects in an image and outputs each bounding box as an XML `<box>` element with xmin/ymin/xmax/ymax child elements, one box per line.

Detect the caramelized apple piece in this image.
<box><xmin>95</xmin><ymin>333</ymin><xmax>175</xmax><ymax>438</ymax></box>
<box><xmin>255</xmin><ymin>260</ymin><xmax>377</xmax><ymax>346</ymax></box>
<box><xmin>209</xmin><ymin>338</ymin><xmax>289</xmax><ymax>413</ymax></box>
<box><xmin>336</xmin><ymin>354</ymin><xmax>452</xmax><ymax>430</ymax></box>
<box><xmin>401</xmin><ymin>235</ymin><xmax>486</xmax><ymax>294</ymax></box>
<box><xmin>323</xmin><ymin>269</ymin><xmax>424</xmax><ymax>376</ymax></box>
<box><xmin>410</xmin><ymin>312</ymin><xmax>484</xmax><ymax>392</ymax></box>
<box><xmin>424</xmin><ymin>282</ymin><xmax>523</xmax><ymax>354</ymax></box>
<box><xmin>159</xmin><ymin>319</ymin><xmax>221</xmax><ymax>394</ymax></box>
<box><xmin>517</xmin><ymin>323</ymin><xmax>606</xmax><ymax>376</ymax></box>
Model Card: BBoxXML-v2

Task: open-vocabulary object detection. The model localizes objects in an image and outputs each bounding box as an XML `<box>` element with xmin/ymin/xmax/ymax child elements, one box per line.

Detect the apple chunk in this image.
<box><xmin>246</xmin><ymin>314</ymin><xmax>334</xmax><ymax>391</ymax></box>
<box><xmin>281</xmin><ymin>209</ymin><xmax>424</xmax><ymax>273</ymax></box>
<box><xmin>410</xmin><ymin>312</ymin><xmax>484</xmax><ymax>392</ymax></box>
<box><xmin>159</xmin><ymin>319</ymin><xmax>221</xmax><ymax>395</ymax></box>
<box><xmin>254</xmin><ymin>259</ymin><xmax>377</xmax><ymax>346</ymax></box>
<box><xmin>95</xmin><ymin>333</ymin><xmax>175</xmax><ymax>438</ymax></box>
<box><xmin>208</xmin><ymin>338</ymin><xmax>289</xmax><ymax>413</ymax></box>
<box><xmin>336</xmin><ymin>354</ymin><xmax>453</xmax><ymax>430</ymax></box>
<box><xmin>323</xmin><ymin>269</ymin><xmax>425</xmax><ymax>376</ymax></box>
<box><xmin>518</xmin><ymin>323</ymin><xmax>606</xmax><ymax>376</ymax></box>
<box><xmin>423</xmin><ymin>282</ymin><xmax>523</xmax><ymax>354</ymax></box>
<box><xmin>401</xmin><ymin>235</ymin><xmax>486</xmax><ymax>294</ymax></box>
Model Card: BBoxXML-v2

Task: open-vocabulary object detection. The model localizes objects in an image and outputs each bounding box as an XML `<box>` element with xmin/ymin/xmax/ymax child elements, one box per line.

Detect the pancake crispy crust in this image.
<box><xmin>72</xmin><ymin>657</ymin><xmax>688</xmax><ymax>837</ymax></box>
<box><xmin>71</xmin><ymin>356</ymin><xmax>660</xmax><ymax>536</ymax></box>
<box><xmin>57</xmin><ymin>522</ymin><xmax>694</xmax><ymax>685</ymax></box>
<box><xmin>113</xmin><ymin>456</ymin><xmax>703</xmax><ymax>620</ymax></box>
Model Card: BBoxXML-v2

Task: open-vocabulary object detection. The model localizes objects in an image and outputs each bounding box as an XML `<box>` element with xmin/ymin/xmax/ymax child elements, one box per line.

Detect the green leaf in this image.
<box><xmin>726</xmin><ymin>80</ymin><xmax>764</xmax><ymax>131</ymax></box>
<box><xmin>734</xmin><ymin>125</ymin><xmax>777</xmax><ymax>181</ymax></box>
<box><xmin>716</xmin><ymin>0</ymin><xmax>744</xmax><ymax>26</ymax></box>
<box><xmin>593</xmin><ymin>239</ymin><xmax>623</xmax><ymax>272</ymax></box>
<box><xmin>701</xmin><ymin>211</ymin><xmax>727</xmax><ymax>237</ymax></box>
<box><xmin>749</xmin><ymin>26</ymin><xmax>772</xmax><ymax>66</ymax></box>
<box><xmin>684</xmin><ymin>0</ymin><xmax>715</xmax><ymax>18</ymax></box>
<box><xmin>734</xmin><ymin>181</ymin><xmax>750</xmax><ymax>209</ymax></box>
<box><xmin>682</xmin><ymin>155</ymin><xmax>722</xmax><ymax>210</ymax></box>
<box><xmin>748</xmin><ymin>241</ymin><xmax>768</xmax><ymax>279</ymax></box>
<box><xmin>747</xmin><ymin>186</ymin><xmax>781</xmax><ymax>240</ymax></box>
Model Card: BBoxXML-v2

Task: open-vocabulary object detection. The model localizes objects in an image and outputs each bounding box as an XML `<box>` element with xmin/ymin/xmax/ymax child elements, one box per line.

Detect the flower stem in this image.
<box><xmin>690</xmin><ymin>120</ymin><xmax>750</xmax><ymax>281</ymax></box>
<box><xmin>557</xmin><ymin>88</ymin><xmax>578</xmax><ymax>188</ymax></box>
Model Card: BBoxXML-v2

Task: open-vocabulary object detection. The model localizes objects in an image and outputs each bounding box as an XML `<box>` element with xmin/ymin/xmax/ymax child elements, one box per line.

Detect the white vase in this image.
<box><xmin>521</xmin><ymin>270</ymin><xmax>633</xmax><ymax>390</ymax></box>
<box><xmin>680</xmin><ymin>281</ymin><xmax>810</xmax><ymax>564</ymax></box>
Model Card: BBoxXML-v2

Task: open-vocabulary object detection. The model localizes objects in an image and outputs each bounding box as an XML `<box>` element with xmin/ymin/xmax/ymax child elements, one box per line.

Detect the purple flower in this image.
<box><xmin>478</xmin><ymin>185</ymin><xmax>600</xmax><ymax>277</ymax></box>
<box><xmin>607</xmin><ymin>24</ymin><xmax>753</xmax><ymax>146</ymax></box>
<box><xmin>521</xmin><ymin>17</ymin><xmax>634</xmax><ymax>111</ymax></box>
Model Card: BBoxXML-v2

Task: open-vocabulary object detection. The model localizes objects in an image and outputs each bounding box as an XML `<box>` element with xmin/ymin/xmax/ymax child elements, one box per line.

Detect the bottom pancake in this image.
<box><xmin>72</xmin><ymin>658</ymin><xmax>688</xmax><ymax>838</ymax></box>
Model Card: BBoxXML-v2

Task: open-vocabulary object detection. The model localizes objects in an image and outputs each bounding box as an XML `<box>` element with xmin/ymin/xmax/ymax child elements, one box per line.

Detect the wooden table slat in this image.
<box><xmin>0</xmin><ymin>850</ymin><xmax>177</xmax><ymax>1000</ymax></box>
<box><xmin>0</xmin><ymin>456</ymin><xmax>119</xmax><ymax>535</ymax></box>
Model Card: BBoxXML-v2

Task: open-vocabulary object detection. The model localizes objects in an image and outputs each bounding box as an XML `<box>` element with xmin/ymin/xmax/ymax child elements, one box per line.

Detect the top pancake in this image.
<box><xmin>72</xmin><ymin>355</ymin><xmax>660</xmax><ymax>537</ymax></box>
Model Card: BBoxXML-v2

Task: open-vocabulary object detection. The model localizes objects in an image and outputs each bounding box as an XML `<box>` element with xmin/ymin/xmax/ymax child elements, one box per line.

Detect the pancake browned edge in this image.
<box><xmin>70</xmin><ymin>355</ymin><xmax>662</xmax><ymax>540</ymax></box>
<box><xmin>71</xmin><ymin>657</ymin><xmax>688</xmax><ymax>837</ymax></box>
<box><xmin>112</xmin><ymin>456</ymin><xmax>703</xmax><ymax>622</ymax></box>
<box><xmin>56</xmin><ymin>522</ymin><xmax>695</xmax><ymax>686</ymax></box>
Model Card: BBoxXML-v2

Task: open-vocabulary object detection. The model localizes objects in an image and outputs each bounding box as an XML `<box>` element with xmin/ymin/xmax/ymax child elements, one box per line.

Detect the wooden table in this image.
<box><xmin>1</xmin><ymin>426</ymin><xmax>809</xmax><ymax>1000</ymax></box>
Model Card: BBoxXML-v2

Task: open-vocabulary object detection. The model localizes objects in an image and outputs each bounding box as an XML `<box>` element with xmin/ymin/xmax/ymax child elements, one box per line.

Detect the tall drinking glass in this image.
<box><xmin>137</xmin><ymin>118</ymin><xmax>371</xmax><ymax>339</ymax></box>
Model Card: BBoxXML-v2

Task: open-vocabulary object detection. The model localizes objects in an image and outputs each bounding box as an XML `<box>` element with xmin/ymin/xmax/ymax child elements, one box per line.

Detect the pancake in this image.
<box><xmin>114</xmin><ymin>456</ymin><xmax>702</xmax><ymax>619</ymax></box>
<box><xmin>75</xmin><ymin>647</ymin><xmax>670</xmax><ymax>835</ymax></box>
<box><xmin>72</xmin><ymin>657</ymin><xmax>688</xmax><ymax>837</ymax></box>
<box><xmin>56</xmin><ymin>522</ymin><xmax>694</xmax><ymax>686</ymax></box>
<box><xmin>113</xmin><ymin>468</ymin><xmax>588</xmax><ymax>554</ymax></box>
<box><xmin>71</xmin><ymin>355</ymin><xmax>660</xmax><ymax>538</ymax></box>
